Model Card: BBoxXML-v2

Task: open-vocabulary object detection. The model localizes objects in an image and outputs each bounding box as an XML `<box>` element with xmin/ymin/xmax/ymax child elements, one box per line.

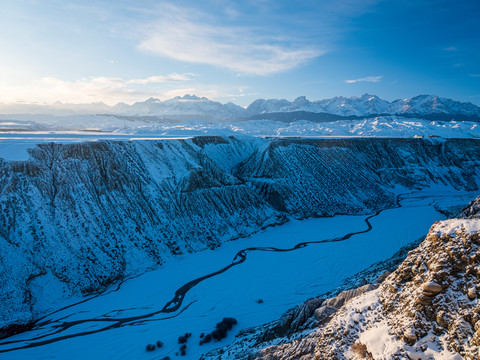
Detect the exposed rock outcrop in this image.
<box><xmin>459</xmin><ymin>195</ymin><xmax>480</xmax><ymax>218</ymax></box>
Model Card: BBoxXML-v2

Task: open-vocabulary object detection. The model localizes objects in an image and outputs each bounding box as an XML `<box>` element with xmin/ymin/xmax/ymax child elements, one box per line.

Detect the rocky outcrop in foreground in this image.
<box><xmin>209</xmin><ymin>207</ymin><xmax>480</xmax><ymax>359</ymax></box>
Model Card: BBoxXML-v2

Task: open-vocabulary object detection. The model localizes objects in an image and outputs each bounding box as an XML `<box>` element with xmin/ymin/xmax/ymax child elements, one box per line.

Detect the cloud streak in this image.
<box><xmin>0</xmin><ymin>74</ymin><xmax>195</xmax><ymax>105</ymax></box>
<box><xmin>127</xmin><ymin>73</ymin><xmax>196</xmax><ymax>84</ymax></box>
<box><xmin>137</xmin><ymin>4</ymin><xmax>323</xmax><ymax>75</ymax></box>
<box><xmin>444</xmin><ymin>46</ymin><xmax>458</xmax><ymax>52</ymax></box>
<box><xmin>345</xmin><ymin>75</ymin><xmax>383</xmax><ymax>84</ymax></box>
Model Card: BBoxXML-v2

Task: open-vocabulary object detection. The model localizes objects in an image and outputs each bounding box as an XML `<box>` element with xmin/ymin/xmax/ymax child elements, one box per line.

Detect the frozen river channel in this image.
<box><xmin>0</xmin><ymin>191</ymin><xmax>475</xmax><ymax>360</ymax></box>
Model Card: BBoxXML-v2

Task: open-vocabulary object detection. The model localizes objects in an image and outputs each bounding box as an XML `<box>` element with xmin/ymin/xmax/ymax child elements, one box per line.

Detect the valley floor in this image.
<box><xmin>0</xmin><ymin>191</ymin><xmax>475</xmax><ymax>360</ymax></box>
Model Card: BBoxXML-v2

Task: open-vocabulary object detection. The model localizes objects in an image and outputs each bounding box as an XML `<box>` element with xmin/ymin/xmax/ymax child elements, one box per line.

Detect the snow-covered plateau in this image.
<box><xmin>0</xmin><ymin>116</ymin><xmax>480</xmax><ymax>161</ymax></box>
<box><xmin>1</xmin><ymin>93</ymin><xmax>479</xmax><ymax>161</ymax></box>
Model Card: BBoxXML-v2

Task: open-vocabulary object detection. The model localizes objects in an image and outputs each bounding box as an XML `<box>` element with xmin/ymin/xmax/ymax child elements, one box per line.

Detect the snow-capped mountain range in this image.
<box><xmin>116</xmin><ymin>95</ymin><xmax>246</xmax><ymax>120</ymax></box>
<box><xmin>0</xmin><ymin>94</ymin><xmax>479</xmax><ymax>120</ymax></box>
<box><xmin>247</xmin><ymin>94</ymin><xmax>480</xmax><ymax>118</ymax></box>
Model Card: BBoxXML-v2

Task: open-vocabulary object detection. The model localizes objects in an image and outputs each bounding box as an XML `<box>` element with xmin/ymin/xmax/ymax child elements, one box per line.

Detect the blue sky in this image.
<box><xmin>0</xmin><ymin>0</ymin><xmax>479</xmax><ymax>106</ymax></box>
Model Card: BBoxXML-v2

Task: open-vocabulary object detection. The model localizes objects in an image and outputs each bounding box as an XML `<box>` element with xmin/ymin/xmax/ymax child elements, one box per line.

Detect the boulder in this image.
<box><xmin>403</xmin><ymin>328</ymin><xmax>417</xmax><ymax>345</ymax></box>
<box><xmin>422</xmin><ymin>282</ymin><xmax>442</xmax><ymax>294</ymax></box>
<box><xmin>468</xmin><ymin>287</ymin><xmax>477</xmax><ymax>300</ymax></box>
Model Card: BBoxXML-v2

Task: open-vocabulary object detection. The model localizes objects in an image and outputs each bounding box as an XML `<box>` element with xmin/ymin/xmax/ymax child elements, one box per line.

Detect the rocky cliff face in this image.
<box><xmin>2</xmin><ymin>136</ymin><xmax>480</xmax><ymax>334</ymax></box>
<box><xmin>459</xmin><ymin>196</ymin><xmax>480</xmax><ymax>218</ymax></box>
<box><xmin>0</xmin><ymin>137</ymin><xmax>278</xmax><ymax>332</ymax></box>
<box><xmin>237</xmin><ymin>138</ymin><xmax>480</xmax><ymax>217</ymax></box>
<box><xmin>210</xmin><ymin>200</ymin><xmax>480</xmax><ymax>359</ymax></box>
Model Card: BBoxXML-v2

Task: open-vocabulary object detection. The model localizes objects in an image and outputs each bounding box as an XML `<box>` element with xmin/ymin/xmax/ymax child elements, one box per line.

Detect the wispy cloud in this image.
<box><xmin>0</xmin><ymin>71</ymin><xmax>251</xmax><ymax>105</ymax></box>
<box><xmin>0</xmin><ymin>74</ymin><xmax>195</xmax><ymax>105</ymax></box>
<box><xmin>444</xmin><ymin>46</ymin><xmax>459</xmax><ymax>52</ymax></box>
<box><xmin>345</xmin><ymin>75</ymin><xmax>383</xmax><ymax>84</ymax></box>
<box><xmin>127</xmin><ymin>73</ymin><xmax>196</xmax><ymax>84</ymax></box>
<box><xmin>470</xmin><ymin>74</ymin><xmax>480</xmax><ymax>77</ymax></box>
<box><xmin>136</xmin><ymin>4</ymin><xmax>323</xmax><ymax>75</ymax></box>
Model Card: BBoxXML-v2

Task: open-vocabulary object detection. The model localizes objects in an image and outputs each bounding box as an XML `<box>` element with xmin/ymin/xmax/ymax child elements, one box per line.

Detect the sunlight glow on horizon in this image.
<box><xmin>0</xmin><ymin>0</ymin><xmax>478</xmax><ymax>106</ymax></box>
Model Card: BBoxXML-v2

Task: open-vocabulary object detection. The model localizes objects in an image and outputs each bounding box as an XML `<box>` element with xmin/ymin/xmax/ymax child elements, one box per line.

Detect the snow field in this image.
<box><xmin>0</xmin><ymin>193</ymin><xmax>457</xmax><ymax>360</ymax></box>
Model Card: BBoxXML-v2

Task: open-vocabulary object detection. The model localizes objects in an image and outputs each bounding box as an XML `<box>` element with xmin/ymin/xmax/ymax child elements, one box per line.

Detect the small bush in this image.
<box><xmin>180</xmin><ymin>344</ymin><xmax>187</xmax><ymax>356</ymax></box>
<box><xmin>199</xmin><ymin>317</ymin><xmax>238</xmax><ymax>345</ymax></box>
<box><xmin>199</xmin><ymin>333</ymin><xmax>212</xmax><ymax>345</ymax></box>
<box><xmin>212</xmin><ymin>322</ymin><xmax>229</xmax><ymax>341</ymax></box>
<box><xmin>156</xmin><ymin>340</ymin><xmax>164</xmax><ymax>348</ymax></box>
<box><xmin>145</xmin><ymin>344</ymin><xmax>156</xmax><ymax>352</ymax></box>
<box><xmin>178</xmin><ymin>332</ymin><xmax>191</xmax><ymax>344</ymax></box>
<box><xmin>256</xmin><ymin>299</ymin><xmax>264</xmax><ymax>304</ymax></box>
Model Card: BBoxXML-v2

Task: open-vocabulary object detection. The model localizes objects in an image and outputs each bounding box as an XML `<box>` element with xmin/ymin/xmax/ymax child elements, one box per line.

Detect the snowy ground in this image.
<box><xmin>0</xmin><ymin>133</ymin><xmax>191</xmax><ymax>161</ymax></box>
<box><xmin>1</xmin><ymin>115</ymin><xmax>479</xmax><ymax>160</ymax></box>
<box><xmin>0</xmin><ymin>191</ymin><xmax>475</xmax><ymax>360</ymax></box>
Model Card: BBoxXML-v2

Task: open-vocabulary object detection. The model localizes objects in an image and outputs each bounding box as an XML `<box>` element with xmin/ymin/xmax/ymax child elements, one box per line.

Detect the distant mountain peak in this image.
<box><xmin>180</xmin><ymin>94</ymin><xmax>206</xmax><ymax>101</ymax></box>
<box><xmin>144</xmin><ymin>97</ymin><xmax>161</xmax><ymax>104</ymax></box>
<box><xmin>293</xmin><ymin>96</ymin><xmax>308</xmax><ymax>103</ymax></box>
<box><xmin>360</xmin><ymin>93</ymin><xmax>380</xmax><ymax>100</ymax></box>
<box><xmin>169</xmin><ymin>94</ymin><xmax>209</xmax><ymax>101</ymax></box>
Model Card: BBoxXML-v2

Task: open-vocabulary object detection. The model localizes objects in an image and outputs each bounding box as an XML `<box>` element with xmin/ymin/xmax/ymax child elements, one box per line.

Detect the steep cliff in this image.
<box><xmin>237</xmin><ymin>138</ymin><xmax>480</xmax><ymax>217</ymax></box>
<box><xmin>2</xmin><ymin>136</ymin><xmax>480</xmax><ymax>335</ymax></box>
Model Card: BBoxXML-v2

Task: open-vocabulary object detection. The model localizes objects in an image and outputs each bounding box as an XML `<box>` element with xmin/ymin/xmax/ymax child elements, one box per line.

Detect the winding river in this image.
<box><xmin>0</xmin><ymin>191</ymin><xmax>475</xmax><ymax>359</ymax></box>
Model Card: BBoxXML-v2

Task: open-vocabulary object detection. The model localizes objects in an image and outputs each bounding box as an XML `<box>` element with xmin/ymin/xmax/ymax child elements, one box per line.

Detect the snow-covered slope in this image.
<box><xmin>2</xmin><ymin>116</ymin><xmax>480</xmax><ymax>143</ymax></box>
<box><xmin>2</xmin><ymin>136</ymin><xmax>480</xmax><ymax>336</ymax></box>
<box><xmin>210</xmin><ymin>200</ymin><xmax>480</xmax><ymax>359</ymax></box>
<box><xmin>389</xmin><ymin>94</ymin><xmax>480</xmax><ymax>116</ymax></box>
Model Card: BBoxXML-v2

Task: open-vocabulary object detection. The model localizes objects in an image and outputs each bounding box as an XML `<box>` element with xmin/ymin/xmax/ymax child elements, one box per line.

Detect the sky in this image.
<box><xmin>0</xmin><ymin>0</ymin><xmax>479</xmax><ymax>107</ymax></box>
